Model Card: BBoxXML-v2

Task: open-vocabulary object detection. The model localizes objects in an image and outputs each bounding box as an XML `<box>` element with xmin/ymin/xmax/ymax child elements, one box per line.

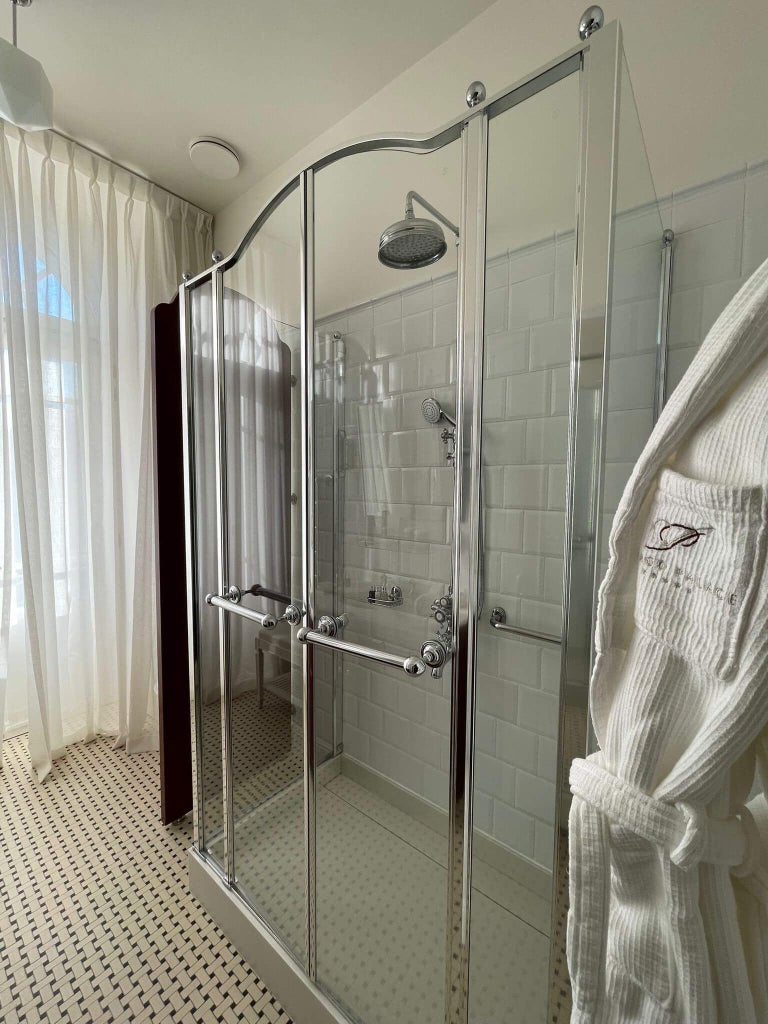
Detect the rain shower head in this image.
<box><xmin>378</xmin><ymin>215</ymin><xmax>446</xmax><ymax>270</ymax></box>
<box><xmin>378</xmin><ymin>191</ymin><xmax>459</xmax><ymax>271</ymax></box>
<box><xmin>422</xmin><ymin>397</ymin><xmax>456</xmax><ymax>429</ymax></box>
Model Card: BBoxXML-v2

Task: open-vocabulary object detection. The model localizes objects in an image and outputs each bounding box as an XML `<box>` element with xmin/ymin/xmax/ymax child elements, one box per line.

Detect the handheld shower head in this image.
<box><xmin>421</xmin><ymin>397</ymin><xmax>456</xmax><ymax>429</ymax></box>
<box><xmin>421</xmin><ymin>396</ymin><xmax>442</xmax><ymax>424</ymax></box>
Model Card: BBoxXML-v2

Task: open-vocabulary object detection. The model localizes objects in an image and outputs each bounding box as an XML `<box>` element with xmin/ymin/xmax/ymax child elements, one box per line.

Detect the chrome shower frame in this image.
<box><xmin>180</xmin><ymin>21</ymin><xmax>635</xmax><ymax>1024</ymax></box>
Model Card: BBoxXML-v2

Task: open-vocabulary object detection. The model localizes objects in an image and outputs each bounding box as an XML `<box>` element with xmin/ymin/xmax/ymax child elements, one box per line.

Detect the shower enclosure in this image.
<box><xmin>180</xmin><ymin>19</ymin><xmax>672</xmax><ymax>1024</ymax></box>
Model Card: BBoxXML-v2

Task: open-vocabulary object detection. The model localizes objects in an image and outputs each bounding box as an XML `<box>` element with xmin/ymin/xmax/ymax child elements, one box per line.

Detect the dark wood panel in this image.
<box><xmin>151</xmin><ymin>293</ymin><xmax>193</xmax><ymax>824</ymax></box>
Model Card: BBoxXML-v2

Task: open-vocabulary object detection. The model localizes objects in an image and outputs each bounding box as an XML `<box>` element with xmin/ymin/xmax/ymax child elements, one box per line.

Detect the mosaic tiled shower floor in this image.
<box><xmin>0</xmin><ymin>734</ymin><xmax>290</xmax><ymax>1024</ymax></box>
<box><xmin>212</xmin><ymin>768</ymin><xmax>553</xmax><ymax>1024</ymax></box>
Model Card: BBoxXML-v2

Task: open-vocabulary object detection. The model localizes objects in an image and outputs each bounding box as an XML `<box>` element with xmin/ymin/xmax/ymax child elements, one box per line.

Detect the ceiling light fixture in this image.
<box><xmin>188</xmin><ymin>137</ymin><xmax>240</xmax><ymax>180</ymax></box>
<box><xmin>0</xmin><ymin>0</ymin><xmax>53</xmax><ymax>131</ymax></box>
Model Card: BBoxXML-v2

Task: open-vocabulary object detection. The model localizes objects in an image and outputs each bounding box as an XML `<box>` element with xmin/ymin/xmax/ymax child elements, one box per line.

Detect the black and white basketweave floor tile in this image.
<box><xmin>200</xmin><ymin>687</ymin><xmax>304</xmax><ymax>838</ymax></box>
<box><xmin>0</xmin><ymin>732</ymin><xmax>292</xmax><ymax>1024</ymax></box>
<box><xmin>2</xmin><ymin>687</ymin><xmax>573</xmax><ymax>1024</ymax></box>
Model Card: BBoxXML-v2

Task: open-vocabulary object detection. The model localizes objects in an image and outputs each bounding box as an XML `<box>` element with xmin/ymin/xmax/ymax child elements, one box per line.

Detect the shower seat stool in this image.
<box><xmin>254</xmin><ymin>625</ymin><xmax>297</xmax><ymax>708</ymax></box>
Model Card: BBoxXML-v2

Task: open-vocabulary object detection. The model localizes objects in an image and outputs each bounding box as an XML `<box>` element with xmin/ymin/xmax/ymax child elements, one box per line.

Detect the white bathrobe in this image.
<box><xmin>568</xmin><ymin>256</ymin><xmax>768</xmax><ymax>1023</ymax></box>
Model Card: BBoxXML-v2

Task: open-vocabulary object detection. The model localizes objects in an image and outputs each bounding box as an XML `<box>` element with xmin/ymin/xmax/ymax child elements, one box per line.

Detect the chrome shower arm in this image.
<box><xmin>405</xmin><ymin>191</ymin><xmax>459</xmax><ymax>238</ymax></box>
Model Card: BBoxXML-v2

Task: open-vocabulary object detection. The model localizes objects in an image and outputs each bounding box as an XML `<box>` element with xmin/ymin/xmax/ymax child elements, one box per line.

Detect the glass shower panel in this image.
<box><xmin>596</xmin><ymin>52</ymin><xmax>665</xmax><ymax>597</ymax></box>
<box><xmin>313</xmin><ymin>140</ymin><xmax>461</xmax><ymax>1024</ymax></box>
<box><xmin>469</xmin><ymin>70</ymin><xmax>581</xmax><ymax>1023</ymax></box>
<box><xmin>217</xmin><ymin>186</ymin><xmax>305</xmax><ymax>959</ymax></box>
<box><xmin>188</xmin><ymin>277</ymin><xmax>224</xmax><ymax>865</ymax></box>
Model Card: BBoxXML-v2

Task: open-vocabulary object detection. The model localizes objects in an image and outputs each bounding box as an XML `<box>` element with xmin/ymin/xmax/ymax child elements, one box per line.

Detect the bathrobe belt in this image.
<box><xmin>568</xmin><ymin>753</ymin><xmax>766</xmax><ymax>1023</ymax></box>
<box><xmin>570</xmin><ymin>754</ymin><xmax>760</xmax><ymax>875</ymax></box>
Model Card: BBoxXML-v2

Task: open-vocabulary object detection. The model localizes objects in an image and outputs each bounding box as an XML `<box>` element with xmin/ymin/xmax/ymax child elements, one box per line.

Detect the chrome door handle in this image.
<box><xmin>296</xmin><ymin>627</ymin><xmax>425</xmax><ymax>677</ymax></box>
<box><xmin>315</xmin><ymin>613</ymin><xmax>348</xmax><ymax>637</ymax></box>
<box><xmin>206</xmin><ymin>591</ymin><xmax>277</xmax><ymax>630</ymax></box>
<box><xmin>489</xmin><ymin>606</ymin><xmax>561</xmax><ymax>646</ymax></box>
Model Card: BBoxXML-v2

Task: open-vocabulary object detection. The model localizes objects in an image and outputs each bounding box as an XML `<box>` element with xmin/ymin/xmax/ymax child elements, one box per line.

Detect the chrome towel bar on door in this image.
<box><xmin>489</xmin><ymin>606</ymin><xmax>561</xmax><ymax>647</ymax></box>
<box><xmin>296</xmin><ymin>627</ymin><xmax>426</xmax><ymax>677</ymax></box>
<box><xmin>206</xmin><ymin>592</ymin><xmax>278</xmax><ymax>630</ymax></box>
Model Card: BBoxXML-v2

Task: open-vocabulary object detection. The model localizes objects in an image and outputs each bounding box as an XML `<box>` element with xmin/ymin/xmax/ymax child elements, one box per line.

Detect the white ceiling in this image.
<box><xmin>12</xmin><ymin>0</ymin><xmax>495</xmax><ymax>213</ymax></box>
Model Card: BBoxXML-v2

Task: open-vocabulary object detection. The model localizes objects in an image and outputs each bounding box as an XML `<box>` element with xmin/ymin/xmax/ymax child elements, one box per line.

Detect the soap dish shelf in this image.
<box><xmin>367</xmin><ymin>585</ymin><xmax>403</xmax><ymax>607</ymax></box>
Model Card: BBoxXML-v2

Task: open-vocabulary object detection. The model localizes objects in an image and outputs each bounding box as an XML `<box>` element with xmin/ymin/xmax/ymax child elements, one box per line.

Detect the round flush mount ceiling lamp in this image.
<box><xmin>0</xmin><ymin>0</ymin><xmax>53</xmax><ymax>131</ymax></box>
<box><xmin>188</xmin><ymin>137</ymin><xmax>240</xmax><ymax>180</ymax></box>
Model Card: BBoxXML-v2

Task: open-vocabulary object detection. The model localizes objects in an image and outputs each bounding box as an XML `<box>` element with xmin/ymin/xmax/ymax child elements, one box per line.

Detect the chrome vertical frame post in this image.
<box><xmin>445</xmin><ymin>108</ymin><xmax>488</xmax><ymax>1024</ymax></box>
<box><xmin>211</xmin><ymin>265</ymin><xmax>236</xmax><ymax>885</ymax></box>
<box><xmin>300</xmin><ymin>168</ymin><xmax>318</xmax><ymax>980</ymax></box>
<box><xmin>653</xmin><ymin>228</ymin><xmax>675</xmax><ymax>421</ymax></box>
<box><xmin>179</xmin><ymin>281</ymin><xmax>205</xmax><ymax>851</ymax></box>
<box><xmin>333</xmin><ymin>335</ymin><xmax>345</xmax><ymax>757</ymax></box>
<box><xmin>549</xmin><ymin>22</ymin><xmax>622</xmax><ymax>1006</ymax></box>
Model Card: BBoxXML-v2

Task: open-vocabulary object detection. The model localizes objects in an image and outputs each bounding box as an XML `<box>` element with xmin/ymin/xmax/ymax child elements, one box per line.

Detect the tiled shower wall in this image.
<box><xmin>315</xmin><ymin>161</ymin><xmax>768</xmax><ymax>873</ymax></box>
<box><xmin>665</xmin><ymin>162</ymin><xmax>768</xmax><ymax>389</ymax></box>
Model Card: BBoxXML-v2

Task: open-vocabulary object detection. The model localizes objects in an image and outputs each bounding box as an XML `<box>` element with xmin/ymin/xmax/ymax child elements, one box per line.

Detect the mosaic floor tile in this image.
<box><xmin>212</xmin><ymin>769</ymin><xmax>554</xmax><ymax>1024</ymax></box>
<box><xmin>0</xmin><ymin>733</ymin><xmax>292</xmax><ymax>1024</ymax></box>
<box><xmin>2</xmin><ymin>703</ymin><xmax>572</xmax><ymax>1024</ymax></box>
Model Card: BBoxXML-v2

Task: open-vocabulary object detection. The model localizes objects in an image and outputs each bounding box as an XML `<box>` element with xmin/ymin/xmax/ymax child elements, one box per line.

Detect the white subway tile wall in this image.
<box><xmin>667</xmin><ymin>163</ymin><xmax>768</xmax><ymax>391</ymax></box>
<box><xmin>312</xmin><ymin>161</ymin><xmax>768</xmax><ymax>874</ymax></box>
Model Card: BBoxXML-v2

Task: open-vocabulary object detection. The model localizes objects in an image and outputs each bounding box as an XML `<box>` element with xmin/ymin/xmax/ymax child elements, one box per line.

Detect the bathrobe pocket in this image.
<box><xmin>635</xmin><ymin>468</ymin><xmax>767</xmax><ymax>678</ymax></box>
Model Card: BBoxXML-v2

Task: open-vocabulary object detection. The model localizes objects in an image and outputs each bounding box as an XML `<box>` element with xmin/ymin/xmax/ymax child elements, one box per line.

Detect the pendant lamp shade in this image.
<box><xmin>0</xmin><ymin>32</ymin><xmax>52</xmax><ymax>131</ymax></box>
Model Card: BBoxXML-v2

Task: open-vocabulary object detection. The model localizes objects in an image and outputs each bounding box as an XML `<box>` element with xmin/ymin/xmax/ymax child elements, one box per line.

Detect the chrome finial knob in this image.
<box><xmin>578</xmin><ymin>6</ymin><xmax>604</xmax><ymax>40</ymax></box>
<box><xmin>465</xmin><ymin>81</ymin><xmax>486</xmax><ymax>108</ymax></box>
<box><xmin>404</xmin><ymin>657</ymin><xmax>426</xmax><ymax>677</ymax></box>
<box><xmin>282</xmin><ymin>603</ymin><xmax>303</xmax><ymax>627</ymax></box>
<box><xmin>211</xmin><ymin>249</ymin><xmax>224</xmax><ymax>263</ymax></box>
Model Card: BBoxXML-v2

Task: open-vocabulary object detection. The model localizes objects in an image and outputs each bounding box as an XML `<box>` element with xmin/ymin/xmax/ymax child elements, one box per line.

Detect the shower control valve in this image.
<box><xmin>441</xmin><ymin>427</ymin><xmax>456</xmax><ymax>464</ymax></box>
<box><xmin>420</xmin><ymin>637</ymin><xmax>452</xmax><ymax>679</ymax></box>
<box><xmin>430</xmin><ymin>590</ymin><xmax>453</xmax><ymax>626</ymax></box>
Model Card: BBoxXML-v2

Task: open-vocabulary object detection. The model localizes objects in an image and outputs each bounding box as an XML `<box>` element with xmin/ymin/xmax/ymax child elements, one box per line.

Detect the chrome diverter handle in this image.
<box><xmin>296</xmin><ymin>626</ymin><xmax>426</xmax><ymax>677</ymax></box>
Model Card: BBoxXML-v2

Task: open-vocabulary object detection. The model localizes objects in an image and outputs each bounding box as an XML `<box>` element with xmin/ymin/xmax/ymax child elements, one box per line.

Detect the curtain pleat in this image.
<box><xmin>0</xmin><ymin>122</ymin><xmax>213</xmax><ymax>779</ymax></box>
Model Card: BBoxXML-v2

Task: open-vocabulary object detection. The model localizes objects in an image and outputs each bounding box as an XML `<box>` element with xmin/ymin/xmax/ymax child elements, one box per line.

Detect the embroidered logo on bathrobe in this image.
<box><xmin>634</xmin><ymin>469</ymin><xmax>764</xmax><ymax>678</ymax></box>
<box><xmin>645</xmin><ymin>519</ymin><xmax>711</xmax><ymax>551</ymax></box>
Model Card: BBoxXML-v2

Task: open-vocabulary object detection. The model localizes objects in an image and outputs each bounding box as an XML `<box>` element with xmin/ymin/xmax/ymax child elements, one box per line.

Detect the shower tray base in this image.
<box><xmin>189</xmin><ymin>849</ymin><xmax>348</xmax><ymax>1024</ymax></box>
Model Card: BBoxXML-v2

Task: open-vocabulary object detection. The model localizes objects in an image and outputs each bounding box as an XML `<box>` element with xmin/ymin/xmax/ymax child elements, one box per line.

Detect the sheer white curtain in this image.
<box><xmin>190</xmin><ymin>286</ymin><xmax>292</xmax><ymax>704</ymax></box>
<box><xmin>0</xmin><ymin>123</ymin><xmax>212</xmax><ymax>780</ymax></box>
<box><xmin>224</xmin><ymin>291</ymin><xmax>291</xmax><ymax>693</ymax></box>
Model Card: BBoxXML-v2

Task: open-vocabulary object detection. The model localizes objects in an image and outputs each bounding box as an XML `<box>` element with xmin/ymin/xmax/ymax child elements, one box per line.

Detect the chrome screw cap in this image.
<box><xmin>465</xmin><ymin>81</ymin><xmax>486</xmax><ymax>108</ymax></box>
<box><xmin>578</xmin><ymin>5</ymin><xmax>604</xmax><ymax>39</ymax></box>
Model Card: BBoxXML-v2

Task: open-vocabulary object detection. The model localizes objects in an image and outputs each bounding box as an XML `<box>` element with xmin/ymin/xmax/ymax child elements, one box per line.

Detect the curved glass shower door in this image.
<box><xmin>200</xmin><ymin>184</ymin><xmax>307</xmax><ymax>962</ymax></box>
<box><xmin>312</xmin><ymin>139</ymin><xmax>462</xmax><ymax>1024</ymax></box>
<box><xmin>182</xmin><ymin>20</ymin><xmax>665</xmax><ymax>1024</ymax></box>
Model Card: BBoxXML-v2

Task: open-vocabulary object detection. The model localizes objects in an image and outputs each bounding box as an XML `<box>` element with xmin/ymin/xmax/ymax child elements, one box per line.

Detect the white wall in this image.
<box><xmin>214</xmin><ymin>0</ymin><xmax>768</xmax><ymax>256</ymax></box>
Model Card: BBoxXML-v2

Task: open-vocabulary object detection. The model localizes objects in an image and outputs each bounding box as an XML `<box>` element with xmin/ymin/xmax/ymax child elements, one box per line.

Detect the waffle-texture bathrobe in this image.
<box><xmin>568</xmin><ymin>256</ymin><xmax>768</xmax><ymax>1024</ymax></box>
